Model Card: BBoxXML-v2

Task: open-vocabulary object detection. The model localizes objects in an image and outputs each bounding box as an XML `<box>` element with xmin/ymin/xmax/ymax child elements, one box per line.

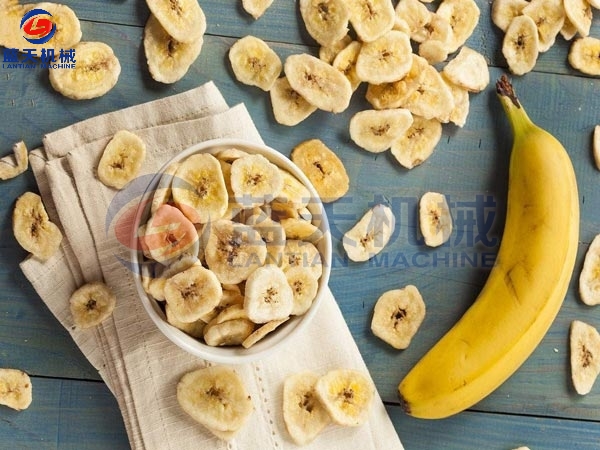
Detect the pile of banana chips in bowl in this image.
<box><xmin>131</xmin><ymin>138</ymin><xmax>332</xmax><ymax>363</ymax></box>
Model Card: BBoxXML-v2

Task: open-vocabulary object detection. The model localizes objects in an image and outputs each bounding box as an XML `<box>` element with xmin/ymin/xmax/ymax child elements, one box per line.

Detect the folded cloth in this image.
<box><xmin>20</xmin><ymin>82</ymin><xmax>404</xmax><ymax>450</ymax></box>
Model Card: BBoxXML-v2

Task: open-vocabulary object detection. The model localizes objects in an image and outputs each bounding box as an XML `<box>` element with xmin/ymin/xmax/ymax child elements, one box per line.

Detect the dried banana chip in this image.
<box><xmin>230</xmin><ymin>153</ymin><xmax>284</xmax><ymax>207</ymax></box>
<box><xmin>241</xmin><ymin>317</ymin><xmax>289</xmax><ymax>348</ymax></box>
<box><xmin>244</xmin><ymin>264</ymin><xmax>294</xmax><ymax>323</ymax></box>
<box><xmin>491</xmin><ymin>0</ymin><xmax>529</xmax><ymax>32</ymax></box>
<box><xmin>442</xmin><ymin>46</ymin><xmax>490</xmax><ymax>93</ymax></box>
<box><xmin>0</xmin><ymin>368</ymin><xmax>32</xmax><ymax>411</ymax></box>
<box><xmin>522</xmin><ymin>0</ymin><xmax>566</xmax><ymax>52</ymax></box>
<box><xmin>49</xmin><ymin>41</ymin><xmax>121</xmax><ymax>100</ymax></box>
<box><xmin>343</xmin><ymin>204</ymin><xmax>395</xmax><ymax>262</ymax></box>
<box><xmin>242</xmin><ymin>0</ymin><xmax>274</xmax><ymax>19</ymax></box>
<box><xmin>146</xmin><ymin>0</ymin><xmax>206</xmax><ymax>44</ymax></box>
<box><xmin>502</xmin><ymin>15</ymin><xmax>539</xmax><ymax>75</ymax></box>
<box><xmin>418</xmin><ymin>39</ymin><xmax>449</xmax><ymax>65</ymax></box>
<box><xmin>0</xmin><ymin>141</ymin><xmax>28</xmax><ymax>181</ymax></box>
<box><xmin>13</xmin><ymin>191</ymin><xmax>63</xmax><ymax>261</ymax></box>
<box><xmin>568</xmin><ymin>37</ymin><xmax>600</xmax><ymax>76</ymax></box>
<box><xmin>441</xmin><ymin>77</ymin><xmax>470</xmax><ymax>128</ymax></box>
<box><xmin>319</xmin><ymin>35</ymin><xmax>353</xmax><ymax>63</ymax></box>
<box><xmin>203</xmin><ymin>318</ymin><xmax>255</xmax><ymax>346</ymax></box>
<box><xmin>401</xmin><ymin>61</ymin><xmax>454</xmax><ymax>122</ymax></box>
<box><xmin>436</xmin><ymin>0</ymin><xmax>480</xmax><ymax>53</ymax></box>
<box><xmin>419</xmin><ymin>191</ymin><xmax>452</xmax><ymax>247</ymax></box>
<box><xmin>229</xmin><ymin>35</ymin><xmax>282</xmax><ymax>91</ymax></box>
<box><xmin>391</xmin><ymin>116</ymin><xmax>443</xmax><ymax>168</ymax></box>
<box><xmin>281</xmin><ymin>239</ymin><xmax>323</xmax><ymax>279</ymax></box>
<box><xmin>332</xmin><ymin>40</ymin><xmax>362</xmax><ymax>91</ymax></box>
<box><xmin>570</xmin><ymin>320</ymin><xmax>600</xmax><ymax>395</ymax></box>
<box><xmin>300</xmin><ymin>0</ymin><xmax>350</xmax><ymax>47</ymax></box>
<box><xmin>355</xmin><ymin>30</ymin><xmax>413</xmax><ymax>84</ymax></box>
<box><xmin>285</xmin><ymin>265</ymin><xmax>319</xmax><ymax>315</ymax></box>
<box><xmin>290</xmin><ymin>138</ymin><xmax>350</xmax><ymax>202</ymax></box>
<box><xmin>97</xmin><ymin>130</ymin><xmax>146</xmax><ymax>190</ymax></box>
<box><xmin>284</xmin><ymin>53</ymin><xmax>352</xmax><ymax>113</ymax></box>
<box><xmin>579</xmin><ymin>234</ymin><xmax>600</xmax><ymax>305</ymax></box>
<box><xmin>269</xmin><ymin>76</ymin><xmax>318</xmax><ymax>126</ymax></box>
<box><xmin>143</xmin><ymin>14</ymin><xmax>203</xmax><ymax>84</ymax></box>
<box><xmin>347</xmin><ymin>0</ymin><xmax>396</xmax><ymax>42</ymax></box>
<box><xmin>395</xmin><ymin>0</ymin><xmax>431</xmax><ymax>41</ymax></box>
<box><xmin>593</xmin><ymin>125</ymin><xmax>600</xmax><ymax>171</ymax></box>
<box><xmin>349</xmin><ymin>108</ymin><xmax>414</xmax><ymax>153</ymax></box>
<box><xmin>69</xmin><ymin>281</ymin><xmax>116</xmax><ymax>329</ymax></box>
<box><xmin>371</xmin><ymin>285</ymin><xmax>426</xmax><ymax>349</ymax></box>
<box><xmin>564</xmin><ymin>0</ymin><xmax>592</xmax><ymax>38</ymax></box>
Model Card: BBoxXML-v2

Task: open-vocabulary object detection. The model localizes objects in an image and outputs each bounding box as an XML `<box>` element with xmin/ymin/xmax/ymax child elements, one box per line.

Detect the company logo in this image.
<box><xmin>21</xmin><ymin>9</ymin><xmax>56</xmax><ymax>45</ymax></box>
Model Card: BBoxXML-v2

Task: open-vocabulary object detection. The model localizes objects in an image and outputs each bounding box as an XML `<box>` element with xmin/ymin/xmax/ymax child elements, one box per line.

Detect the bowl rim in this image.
<box><xmin>130</xmin><ymin>137</ymin><xmax>332</xmax><ymax>364</ymax></box>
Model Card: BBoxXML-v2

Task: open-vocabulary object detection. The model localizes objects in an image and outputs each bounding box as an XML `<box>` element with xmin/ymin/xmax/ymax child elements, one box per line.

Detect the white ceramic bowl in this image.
<box><xmin>130</xmin><ymin>138</ymin><xmax>332</xmax><ymax>364</ymax></box>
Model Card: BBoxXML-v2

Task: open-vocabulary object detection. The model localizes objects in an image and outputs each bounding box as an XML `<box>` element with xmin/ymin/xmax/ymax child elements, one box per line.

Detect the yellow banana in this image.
<box><xmin>398</xmin><ymin>75</ymin><xmax>580</xmax><ymax>419</ymax></box>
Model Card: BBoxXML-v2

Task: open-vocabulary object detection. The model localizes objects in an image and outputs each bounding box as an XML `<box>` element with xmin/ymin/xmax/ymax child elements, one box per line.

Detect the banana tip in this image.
<box><xmin>495</xmin><ymin>75</ymin><xmax>520</xmax><ymax>108</ymax></box>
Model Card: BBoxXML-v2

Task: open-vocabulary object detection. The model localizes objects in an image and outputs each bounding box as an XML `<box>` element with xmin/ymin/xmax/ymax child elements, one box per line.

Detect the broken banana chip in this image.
<box><xmin>346</xmin><ymin>0</ymin><xmax>396</xmax><ymax>43</ymax></box>
<box><xmin>419</xmin><ymin>191</ymin><xmax>452</xmax><ymax>247</ymax></box>
<box><xmin>13</xmin><ymin>191</ymin><xmax>63</xmax><ymax>261</ymax></box>
<box><xmin>390</xmin><ymin>115</ymin><xmax>443</xmax><ymax>169</ymax></box>
<box><xmin>290</xmin><ymin>138</ymin><xmax>350</xmax><ymax>202</ymax></box>
<box><xmin>349</xmin><ymin>108</ymin><xmax>414</xmax><ymax>153</ymax></box>
<box><xmin>332</xmin><ymin>40</ymin><xmax>362</xmax><ymax>92</ymax></box>
<box><xmin>284</xmin><ymin>53</ymin><xmax>352</xmax><ymax>113</ymax></box>
<box><xmin>229</xmin><ymin>35</ymin><xmax>282</xmax><ymax>91</ymax></box>
<box><xmin>441</xmin><ymin>46</ymin><xmax>489</xmax><ymax>93</ymax></box>
<box><xmin>242</xmin><ymin>0</ymin><xmax>274</xmax><ymax>19</ymax></box>
<box><xmin>371</xmin><ymin>285</ymin><xmax>426</xmax><ymax>349</ymax></box>
<box><xmin>269</xmin><ymin>76</ymin><xmax>318</xmax><ymax>126</ymax></box>
<box><xmin>0</xmin><ymin>368</ymin><xmax>32</xmax><ymax>411</ymax></box>
<box><xmin>203</xmin><ymin>318</ymin><xmax>255</xmax><ymax>347</ymax></box>
<box><xmin>570</xmin><ymin>320</ymin><xmax>600</xmax><ymax>395</ymax></box>
<box><xmin>146</xmin><ymin>0</ymin><xmax>206</xmax><ymax>44</ymax></box>
<box><xmin>0</xmin><ymin>141</ymin><xmax>28</xmax><ymax>181</ymax></box>
<box><xmin>579</xmin><ymin>233</ymin><xmax>600</xmax><ymax>306</ymax></box>
<box><xmin>564</xmin><ymin>0</ymin><xmax>592</xmax><ymax>38</ymax></box>
<box><xmin>491</xmin><ymin>0</ymin><xmax>529</xmax><ymax>32</ymax></box>
<box><xmin>568</xmin><ymin>37</ymin><xmax>600</xmax><ymax>76</ymax></box>
<box><xmin>283</xmin><ymin>371</ymin><xmax>332</xmax><ymax>445</ymax></box>
<box><xmin>241</xmin><ymin>317</ymin><xmax>289</xmax><ymax>348</ymax></box>
<box><xmin>244</xmin><ymin>264</ymin><xmax>294</xmax><ymax>323</ymax></box>
<box><xmin>177</xmin><ymin>366</ymin><xmax>253</xmax><ymax>437</ymax></box>
<box><xmin>49</xmin><ymin>41</ymin><xmax>121</xmax><ymax>100</ymax></box>
<box><xmin>343</xmin><ymin>204</ymin><xmax>395</xmax><ymax>262</ymax></box>
<box><xmin>299</xmin><ymin>0</ymin><xmax>350</xmax><ymax>47</ymax></box>
<box><xmin>502</xmin><ymin>15</ymin><xmax>539</xmax><ymax>76</ymax></box>
<box><xmin>355</xmin><ymin>30</ymin><xmax>413</xmax><ymax>85</ymax></box>
<box><xmin>69</xmin><ymin>281</ymin><xmax>116</xmax><ymax>329</ymax></box>
<box><xmin>97</xmin><ymin>130</ymin><xmax>146</xmax><ymax>190</ymax></box>
<box><xmin>144</xmin><ymin>14</ymin><xmax>203</xmax><ymax>84</ymax></box>
<box><xmin>314</xmin><ymin>368</ymin><xmax>374</xmax><ymax>426</ymax></box>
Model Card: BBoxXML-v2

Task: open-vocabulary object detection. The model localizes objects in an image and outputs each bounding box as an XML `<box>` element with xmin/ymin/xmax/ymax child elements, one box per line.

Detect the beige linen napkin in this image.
<box><xmin>20</xmin><ymin>82</ymin><xmax>404</xmax><ymax>450</ymax></box>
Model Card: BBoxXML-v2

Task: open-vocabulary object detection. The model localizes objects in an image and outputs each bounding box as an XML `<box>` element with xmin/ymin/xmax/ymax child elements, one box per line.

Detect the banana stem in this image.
<box><xmin>496</xmin><ymin>75</ymin><xmax>534</xmax><ymax>139</ymax></box>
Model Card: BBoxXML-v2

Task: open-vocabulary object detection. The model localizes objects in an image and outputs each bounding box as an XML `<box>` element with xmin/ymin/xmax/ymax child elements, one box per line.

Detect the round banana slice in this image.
<box><xmin>285</xmin><ymin>265</ymin><xmax>319</xmax><ymax>315</ymax></box>
<box><xmin>391</xmin><ymin>115</ymin><xmax>443</xmax><ymax>169</ymax></box>
<box><xmin>436</xmin><ymin>0</ymin><xmax>480</xmax><ymax>53</ymax></box>
<box><xmin>230</xmin><ymin>154</ymin><xmax>284</xmax><ymax>208</ymax></box>
<box><xmin>97</xmin><ymin>130</ymin><xmax>146</xmax><ymax>190</ymax></box>
<box><xmin>343</xmin><ymin>204</ymin><xmax>395</xmax><ymax>262</ymax></box>
<box><xmin>441</xmin><ymin>46</ymin><xmax>490</xmax><ymax>93</ymax></box>
<box><xmin>347</xmin><ymin>0</ymin><xmax>395</xmax><ymax>43</ymax></box>
<box><xmin>281</xmin><ymin>239</ymin><xmax>323</xmax><ymax>279</ymax></box>
<box><xmin>314</xmin><ymin>369</ymin><xmax>374</xmax><ymax>426</ymax></box>
<box><xmin>349</xmin><ymin>108</ymin><xmax>414</xmax><ymax>153</ymax></box>
<box><xmin>1</xmin><ymin>3</ymin><xmax>81</xmax><ymax>53</ymax></box>
<box><xmin>290</xmin><ymin>138</ymin><xmax>350</xmax><ymax>202</ymax></box>
<box><xmin>299</xmin><ymin>0</ymin><xmax>350</xmax><ymax>47</ymax></box>
<box><xmin>172</xmin><ymin>153</ymin><xmax>228</xmax><ymax>224</ymax></box>
<box><xmin>269</xmin><ymin>76</ymin><xmax>318</xmax><ymax>126</ymax></box>
<box><xmin>177</xmin><ymin>366</ymin><xmax>253</xmax><ymax>433</ymax></box>
<box><xmin>579</xmin><ymin>233</ymin><xmax>600</xmax><ymax>305</ymax></box>
<box><xmin>419</xmin><ymin>191</ymin><xmax>452</xmax><ymax>247</ymax></box>
<box><xmin>332</xmin><ymin>40</ymin><xmax>362</xmax><ymax>92</ymax></box>
<box><xmin>49</xmin><ymin>41</ymin><xmax>120</xmax><ymax>100</ymax></box>
<box><xmin>12</xmin><ymin>191</ymin><xmax>62</xmax><ymax>261</ymax></box>
<box><xmin>355</xmin><ymin>30</ymin><xmax>413</xmax><ymax>84</ymax></box>
<box><xmin>245</xmin><ymin>210</ymin><xmax>287</xmax><ymax>266</ymax></box>
<box><xmin>0</xmin><ymin>141</ymin><xmax>28</xmax><ymax>181</ymax></box>
<box><xmin>284</xmin><ymin>53</ymin><xmax>352</xmax><ymax>113</ymax></box>
<box><xmin>564</xmin><ymin>0</ymin><xmax>592</xmax><ymax>38</ymax></box>
<box><xmin>145</xmin><ymin>0</ymin><xmax>206</xmax><ymax>44</ymax></box>
<box><xmin>570</xmin><ymin>320</ymin><xmax>600</xmax><ymax>395</ymax></box>
<box><xmin>502</xmin><ymin>15</ymin><xmax>540</xmax><ymax>76</ymax></box>
<box><xmin>164</xmin><ymin>264</ymin><xmax>223</xmax><ymax>323</ymax></box>
<box><xmin>141</xmin><ymin>203</ymin><xmax>200</xmax><ymax>265</ymax></box>
<box><xmin>491</xmin><ymin>0</ymin><xmax>529</xmax><ymax>32</ymax></box>
<box><xmin>204</xmin><ymin>219</ymin><xmax>267</xmax><ymax>284</ymax></box>
<box><xmin>0</xmin><ymin>368</ymin><xmax>32</xmax><ymax>411</ymax></box>
<box><xmin>69</xmin><ymin>281</ymin><xmax>116</xmax><ymax>329</ymax></box>
<box><xmin>242</xmin><ymin>0</ymin><xmax>274</xmax><ymax>19</ymax></box>
<box><xmin>203</xmin><ymin>318</ymin><xmax>255</xmax><ymax>346</ymax></box>
<box><xmin>371</xmin><ymin>285</ymin><xmax>426</xmax><ymax>349</ymax></box>
<box><xmin>568</xmin><ymin>37</ymin><xmax>600</xmax><ymax>76</ymax></box>
<box><xmin>143</xmin><ymin>14</ymin><xmax>203</xmax><ymax>84</ymax></box>
<box><xmin>244</xmin><ymin>264</ymin><xmax>294</xmax><ymax>323</ymax></box>
<box><xmin>282</xmin><ymin>371</ymin><xmax>331</xmax><ymax>445</ymax></box>
<box><xmin>274</xmin><ymin>169</ymin><xmax>311</xmax><ymax>211</ymax></box>
<box><xmin>593</xmin><ymin>125</ymin><xmax>600</xmax><ymax>171</ymax></box>
<box><xmin>522</xmin><ymin>0</ymin><xmax>566</xmax><ymax>52</ymax></box>
<box><xmin>229</xmin><ymin>35</ymin><xmax>282</xmax><ymax>91</ymax></box>
<box><xmin>241</xmin><ymin>317</ymin><xmax>289</xmax><ymax>348</ymax></box>
<box><xmin>400</xmin><ymin>60</ymin><xmax>455</xmax><ymax>122</ymax></box>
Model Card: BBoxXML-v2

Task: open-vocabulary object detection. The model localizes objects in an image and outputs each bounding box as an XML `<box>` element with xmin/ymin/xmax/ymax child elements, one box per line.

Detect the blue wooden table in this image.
<box><xmin>1</xmin><ymin>1</ymin><xmax>599</xmax><ymax>449</ymax></box>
